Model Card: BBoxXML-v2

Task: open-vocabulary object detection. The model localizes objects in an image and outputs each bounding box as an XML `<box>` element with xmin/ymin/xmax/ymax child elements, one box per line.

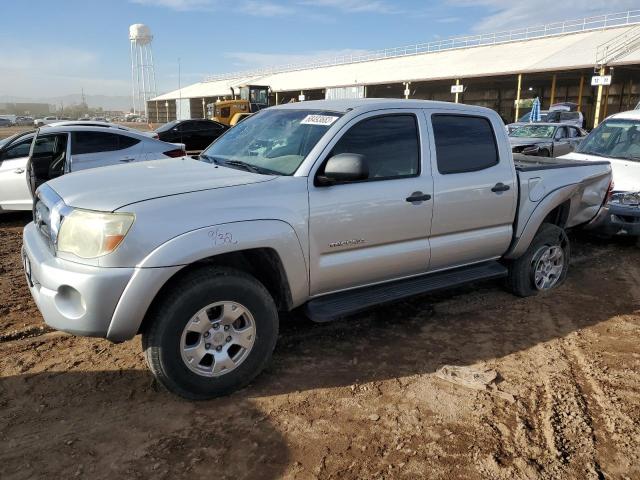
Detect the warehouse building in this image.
<box><xmin>149</xmin><ymin>10</ymin><xmax>640</xmax><ymax>128</ymax></box>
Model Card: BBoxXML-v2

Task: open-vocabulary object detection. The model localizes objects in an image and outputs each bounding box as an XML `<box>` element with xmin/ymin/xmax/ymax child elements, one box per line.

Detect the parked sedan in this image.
<box><xmin>0</xmin><ymin>118</ymin><xmax>12</xmax><ymax>128</ymax></box>
<box><xmin>155</xmin><ymin>119</ymin><xmax>228</xmax><ymax>151</ymax></box>
<box><xmin>0</xmin><ymin>126</ymin><xmax>185</xmax><ymax>212</ymax></box>
<box><xmin>15</xmin><ymin>116</ymin><xmax>34</xmax><ymax>126</ymax></box>
<box><xmin>509</xmin><ymin>123</ymin><xmax>587</xmax><ymax>157</ymax></box>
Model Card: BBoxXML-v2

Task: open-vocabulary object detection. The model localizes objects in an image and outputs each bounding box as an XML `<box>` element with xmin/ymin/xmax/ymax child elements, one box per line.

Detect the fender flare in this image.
<box><xmin>504</xmin><ymin>184</ymin><xmax>578</xmax><ymax>260</ymax></box>
<box><xmin>106</xmin><ymin>219</ymin><xmax>308</xmax><ymax>342</ymax></box>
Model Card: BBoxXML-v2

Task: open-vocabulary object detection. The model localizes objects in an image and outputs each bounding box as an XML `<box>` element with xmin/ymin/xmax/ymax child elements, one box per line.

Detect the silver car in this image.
<box><xmin>0</xmin><ymin>125</ymin><xmax>185</xmax><ymax>212</ymax></box>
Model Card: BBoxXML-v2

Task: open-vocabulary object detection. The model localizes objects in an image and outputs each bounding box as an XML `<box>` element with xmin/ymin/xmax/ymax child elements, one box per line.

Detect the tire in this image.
<box><xmin>505</xmin><ymin>223</ymin><xmax>570</xmax><ymax>297</ymax></box>
<box><xmin>539</xmin><ymin>148</ymin><xmax>550</xmax><ymax>157</ymax></box>
<box><xmin>142</xmin><ymin>266</ymin><xmax>279</xmax><ymax>400</ymax></box>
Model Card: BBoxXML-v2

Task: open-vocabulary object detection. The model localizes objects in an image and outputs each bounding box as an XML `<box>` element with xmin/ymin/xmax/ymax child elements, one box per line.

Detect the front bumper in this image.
<box><xmin>22</xmin><ymin>222</ymin><xmax>135</xmax><ymax>338</ymax></box>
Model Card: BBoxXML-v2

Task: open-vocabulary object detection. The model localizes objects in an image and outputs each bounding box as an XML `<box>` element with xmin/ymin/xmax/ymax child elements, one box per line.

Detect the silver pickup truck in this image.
<box><xmin>21</xmin><ymin>99</ymin><xmax>612</xmax><ymax>399</ymax></box>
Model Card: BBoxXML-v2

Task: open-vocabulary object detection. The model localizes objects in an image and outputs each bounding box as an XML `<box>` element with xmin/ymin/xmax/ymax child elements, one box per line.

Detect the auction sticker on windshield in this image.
<box><xmin>301</xmin><ymin>114</ymin><xmax>339</xmax><ymax>126</ymax></box>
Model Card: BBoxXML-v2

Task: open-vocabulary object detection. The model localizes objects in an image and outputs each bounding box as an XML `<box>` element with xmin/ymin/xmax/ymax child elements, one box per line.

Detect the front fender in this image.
<box><xmin>106</xmin><ymin>220</ymin><xmax>308</xmax><ymax>342</ymax></box>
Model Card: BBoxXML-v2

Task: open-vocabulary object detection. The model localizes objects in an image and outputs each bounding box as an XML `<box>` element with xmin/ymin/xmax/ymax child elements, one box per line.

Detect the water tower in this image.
<box><xmin>129</xmin><ymin>24</ymin><xmax>157</xmax><ymax>118</ymax></box>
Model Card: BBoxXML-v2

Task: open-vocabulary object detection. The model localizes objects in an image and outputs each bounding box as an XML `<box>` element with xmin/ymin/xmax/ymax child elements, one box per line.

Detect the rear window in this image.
<box><xmin>432</xmin><ymin>114</ymin><xmax>499</xmax><ymax>174</ymax></box>
<box><xmin>72</xmin><ymin>132</ymin><xmax>139</xmax><ymax>154</ymax></box>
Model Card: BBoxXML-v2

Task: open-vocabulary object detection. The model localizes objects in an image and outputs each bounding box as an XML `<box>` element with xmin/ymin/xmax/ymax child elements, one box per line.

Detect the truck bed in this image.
<box><xmin>505</xmin><ymin>153</ymin><xmax>612</xmax><ymax>259</ymax></box>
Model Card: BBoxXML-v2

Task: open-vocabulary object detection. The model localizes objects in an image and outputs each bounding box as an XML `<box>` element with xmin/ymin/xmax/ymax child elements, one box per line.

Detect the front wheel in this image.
<box><xmin>142</xmin><ymin>266</ymin><xmax>279</xmax><ymax>400</ymax></box>
<box><xmin>505</xmin><ymin>223</ymin><xmax>570</xmax><ymax>297</ymax></box>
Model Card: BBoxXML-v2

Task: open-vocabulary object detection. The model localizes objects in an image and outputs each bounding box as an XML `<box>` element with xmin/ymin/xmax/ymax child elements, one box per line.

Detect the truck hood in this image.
<box><xmin>561</xmin><ymin>152</ymin><xmax>640</xmax><ymax>193</ymax></box>
<box><xmin>47</xmin><ymin>156</ymin><xmax>276</xmax><ymax>211</ymax></box>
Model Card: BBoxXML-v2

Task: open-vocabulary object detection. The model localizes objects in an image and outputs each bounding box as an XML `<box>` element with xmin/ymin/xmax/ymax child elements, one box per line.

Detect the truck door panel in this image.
<box><xmin>308</xmin><ymin>111</ymin><xmax>433</xmax><ymax>296</ymax></box>
<box><xmin>425</xmin><ymin>111</ymin><xmax>517</xmax><ymax>270</ymax></box>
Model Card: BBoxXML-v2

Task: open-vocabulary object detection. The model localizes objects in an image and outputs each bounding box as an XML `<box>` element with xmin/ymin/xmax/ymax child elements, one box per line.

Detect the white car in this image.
<box><xmin>560</xmin><ymin>109</ymin><xmax>640</xmax><ymax>236</ymax></box>
<box><xmin>560</xmin><ymin>110</ymin><xmax>640</xmax><ymax>192</ymax></box>
<box><xmin>0</xmin><ymin>126</ymin><xmax>186</xmax><ymax>212</ymax></box>
<box><xmin>44</xmin><ymin>120</ymin><xmax>159</xmax><ymax>138</ymax></box>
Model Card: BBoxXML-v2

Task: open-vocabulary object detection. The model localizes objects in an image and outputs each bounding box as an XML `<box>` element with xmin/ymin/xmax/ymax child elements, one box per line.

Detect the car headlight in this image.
<box><xmin>57</xmin><ymin>209</ymin><xmax>135</xmax><ymax>258</ymax></box>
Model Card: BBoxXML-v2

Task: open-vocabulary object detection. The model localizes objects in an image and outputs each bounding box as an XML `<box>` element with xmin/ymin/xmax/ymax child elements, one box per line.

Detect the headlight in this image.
<box><xmin>57</xmin><ymin>209</ymin><xmax>135</xmax><ymax>258</ymax></box>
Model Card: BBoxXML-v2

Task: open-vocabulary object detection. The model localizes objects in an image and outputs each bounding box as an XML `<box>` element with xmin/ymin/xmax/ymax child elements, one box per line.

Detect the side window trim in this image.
<box><xmin>314</xmin><ymin>112</ymin><xmax>422</xmax><ymax>185</ymax></box>
<box><xmin>429</xmin><ymin>112</ymin><xmax>500</xmax><ymax>175</ymax></box>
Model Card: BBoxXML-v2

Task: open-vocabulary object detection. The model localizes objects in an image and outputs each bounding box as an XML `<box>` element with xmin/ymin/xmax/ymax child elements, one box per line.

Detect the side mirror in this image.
<box><xmin>316</xmin><ymin>153</ymin><xmax>368</xmax><ymax>186</ymax></box>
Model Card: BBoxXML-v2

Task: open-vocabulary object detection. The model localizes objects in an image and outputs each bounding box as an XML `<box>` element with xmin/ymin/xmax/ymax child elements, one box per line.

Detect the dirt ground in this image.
<box><xmin>1</xmin><ymin>211</ymin><xmax>639</xmax><ymax>480</ymax></box>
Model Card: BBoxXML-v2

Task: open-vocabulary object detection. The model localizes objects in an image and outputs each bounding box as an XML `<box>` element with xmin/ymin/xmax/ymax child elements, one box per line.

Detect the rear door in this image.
<box><xmin>308</xmin><ymin>110</ymin><xmax>433</xmax><ymax>295</ymax></box>
<box><xmin>0</xmin><ymin>134</ymin><xmax>34</xmax><ymax>210</ymax></box>
<box><xmin>70</xmin><ymin>131</ymin><xmax>142</xmax><ymax>171</ymax></box>
<box><xmin>424</xmin><ymin>110</ymin><xmax>517</xmax><ymax>271</ymax></box>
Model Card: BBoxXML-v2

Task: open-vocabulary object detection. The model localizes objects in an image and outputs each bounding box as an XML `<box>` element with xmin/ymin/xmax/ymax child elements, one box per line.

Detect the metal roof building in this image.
<box><xmin>149</xmin><ymin>10</ymin><xmax>640</xmax><ymax>127</ymax></box>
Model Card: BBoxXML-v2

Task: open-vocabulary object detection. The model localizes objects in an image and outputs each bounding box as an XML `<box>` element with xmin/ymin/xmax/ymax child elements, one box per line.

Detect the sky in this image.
<box><xmin>0</xmin><ymin>0</ymin><xmax>638</xmax><ymax>102</ymax></box>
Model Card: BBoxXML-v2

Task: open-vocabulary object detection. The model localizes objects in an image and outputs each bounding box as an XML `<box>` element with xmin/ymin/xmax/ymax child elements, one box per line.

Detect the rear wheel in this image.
<box><xmin>142</xmin><ymin>266</ymin><xmax>279</xmax><ymax>400</ymax></box>
<box><xmin>505</xmin><ymin>223</ymin><xmax>570</xmax><ymax>297</ymax></box>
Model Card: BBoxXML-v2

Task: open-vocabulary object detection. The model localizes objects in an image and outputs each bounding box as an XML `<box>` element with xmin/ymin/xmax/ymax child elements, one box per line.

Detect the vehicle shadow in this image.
<box><xmin>0</xmin><ymin>211</ymin><xmax>32</xmax><ymax>227</ymax></box>
<box><xmin>250</xmin><ymin>233</ymin><xmax>639</xmax><ymax>396</ymax></box>
<box><xmin>0</xmin><ymin>369</ymin><xmax>289</xmax><ymax>480</ymax></box>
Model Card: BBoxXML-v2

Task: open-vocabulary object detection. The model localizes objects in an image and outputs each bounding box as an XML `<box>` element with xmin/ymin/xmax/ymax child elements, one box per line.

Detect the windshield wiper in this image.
<box><xmin>220</xmin><ymin>159</ymin><xmax>277</xmax><ymax>175</ymax></box>
<box><xmin>199</xmin><ymin>153</ymin><xmax>224</xmax><ymax>165</ymax></box>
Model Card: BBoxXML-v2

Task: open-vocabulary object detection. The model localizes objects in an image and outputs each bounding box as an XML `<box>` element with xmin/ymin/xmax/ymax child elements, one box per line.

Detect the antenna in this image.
<box><xmin>129</xmin><ymin>24</ymin><xmax>157</xmax><ymax>119</ymax></box>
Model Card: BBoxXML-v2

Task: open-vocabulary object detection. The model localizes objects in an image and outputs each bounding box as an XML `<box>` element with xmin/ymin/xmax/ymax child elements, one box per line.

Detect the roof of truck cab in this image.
<box><xmin>271</xmin><ymin>98</ymin><xmax>496</xmax><ymax>113</ymax></box>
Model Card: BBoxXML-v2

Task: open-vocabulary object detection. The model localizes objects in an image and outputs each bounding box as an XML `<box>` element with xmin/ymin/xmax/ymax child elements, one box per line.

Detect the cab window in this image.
<box><xmin>330</xmin><ymin>115</ymin><xmax>420</xmax><ymax>180</ymax></box>
<box><xmin>432</xmin><ymin>114</ymin><xmax>498</xmax><ymax>174</ymax></box>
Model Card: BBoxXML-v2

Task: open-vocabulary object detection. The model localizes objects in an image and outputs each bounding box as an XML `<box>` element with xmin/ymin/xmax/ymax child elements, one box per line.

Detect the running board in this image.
<box><xmin>305</xmin><ymin>261</ymin><xmax>508</xmax><ymax>322</ymax></box>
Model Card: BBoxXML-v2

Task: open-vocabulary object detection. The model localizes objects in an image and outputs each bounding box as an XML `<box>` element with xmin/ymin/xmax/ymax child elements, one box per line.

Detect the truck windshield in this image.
<box><xmin>576</xmin><ymin>118</ymin><xmax>640</xmax><ymax>161</ymax></box>
<box><xmin>199</xmin><ymin>109</ymin><xmax>342</xmax><ymax>175</ymax></box>
<box><xmin>510</xmin><ymin>125</ymin><xmax>555</xmax><ymax>138</ymax></box>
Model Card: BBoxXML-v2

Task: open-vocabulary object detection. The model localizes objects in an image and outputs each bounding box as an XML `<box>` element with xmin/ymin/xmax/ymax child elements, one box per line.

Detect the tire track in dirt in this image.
<box><xmin>560</xmin><ymin>258</ymin><xmax>640</xmax><ymax>478</ymax></box>
<box><xmin>524</xmin><ymin>304</ymin><xmax>603</xmax><ymax>480</ymax></box>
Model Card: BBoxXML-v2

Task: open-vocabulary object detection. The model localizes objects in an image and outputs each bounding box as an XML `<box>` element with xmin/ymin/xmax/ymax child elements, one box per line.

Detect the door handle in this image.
<box><xmin>491</xmin><ymin>183</ymin><xmax>510</xmax><ymax>193</ymax></box>
<box><xmin>119</xmin><ymin>158</ymin><xmax>134</xmax><ymax>163</ymax></box>
<box><xmin>14</xmin><ymin>168</ymin><xmax>25</xmax><ymax>174</ymax></box>
<box><xmin>406</xmin><ymin>191</ymin><xmax>431</xmax><ymax>203</ymax></box>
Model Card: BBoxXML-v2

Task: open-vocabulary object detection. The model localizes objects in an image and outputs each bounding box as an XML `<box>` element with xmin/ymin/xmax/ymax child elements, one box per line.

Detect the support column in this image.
<box><xmin>603</xmin><ymin>82</ymin><xmax>610</xmax><ymax>118</ymax></box>
<box><xmin>514</xmin><ymin>74</ymin><xmax>522</xmax><ymax>122</ymax></box>
<box><xmin>593</xmin><ymin>67</ymin><xmax>606</xmax><ymax>128</ymax></box>
<box><xmin>454</xmin><ymin>78</ymin><xmax>460</xmax><ymax>103</ymax></box>
<box><xmin>577</xmin><ymin>75</ymin><xmax>585</xmax><ymax>112</ymax></box>
<box><xmin>155</xmin><ymin>100</ymin><xmax>159</xmax><ymax>123</ymax></box>
<box><xmin>550</xmin><ymin>74</ymin><xmax>557</xmax><ymax>107</ymax></box>
<box><xmin>202</xmin><ymin>98</ymin><xmax>206</xmax><ymax>119</ymax></box>
<box><xmin>275</xmin><ymin>91</ymin><xmax>279</xmax><ymax>105</ymax></box>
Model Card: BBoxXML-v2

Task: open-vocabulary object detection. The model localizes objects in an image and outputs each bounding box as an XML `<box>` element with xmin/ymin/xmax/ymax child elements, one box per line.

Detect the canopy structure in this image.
<box><xmin>152</xmin><ymin>13</ymin><xmax>640</xmax><ymax>102</ymax></box>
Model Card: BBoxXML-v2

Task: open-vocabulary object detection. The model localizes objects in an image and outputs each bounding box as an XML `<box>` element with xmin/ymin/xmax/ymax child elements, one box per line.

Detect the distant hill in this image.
<box><xmin>0</xmin><ymin>94</ymin><xmax>132</xmax><ymax>111</ymax></box>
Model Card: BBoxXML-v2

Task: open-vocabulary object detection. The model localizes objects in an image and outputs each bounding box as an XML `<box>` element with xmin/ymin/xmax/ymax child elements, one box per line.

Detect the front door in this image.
<box><xmin>0</xmin><ymin>134</ymin><xmax>34</xmax><ymax>210</ymax></box>
<box><xmin>425</xmin><ymin>110</ymin><xmax>517</xmax><ymax>271</ymax></box>
<box><xmin>553</xmin><ymin>126</ymin><xmax>572</xmax><ymax>156</ymax></box>
<box><xmin>308</xmin><ymin>111</ymin><xmax>433</xmax><ymax>296</ymax></box>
